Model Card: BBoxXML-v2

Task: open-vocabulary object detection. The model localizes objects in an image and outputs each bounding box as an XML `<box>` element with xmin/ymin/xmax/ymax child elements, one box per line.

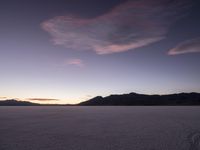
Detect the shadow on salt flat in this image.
<box><xmin>188</xmin><ymin>132</ymin><xmax>200</xmax><ymax>150</ymax></box>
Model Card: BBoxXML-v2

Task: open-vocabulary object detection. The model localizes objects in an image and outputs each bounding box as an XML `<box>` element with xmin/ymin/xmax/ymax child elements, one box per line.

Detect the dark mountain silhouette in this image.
<box><xmin>0</xmin><ymin>99</ymin><xmax>73</xmax><ymax>106</ymax></box>
<box><xmin>78</xmin><ymin>92</ymin><xmax>200</xmax><ymax>106</ymax></box>
<box><xmin>0</xmin><ymin>99</ymin><xmax>41</xmax><ymax>106</ymax></box>
<box><xmin>1</xmin><ymin>92</ymin><xmax>200</xmax><ymax>106</ymax></box>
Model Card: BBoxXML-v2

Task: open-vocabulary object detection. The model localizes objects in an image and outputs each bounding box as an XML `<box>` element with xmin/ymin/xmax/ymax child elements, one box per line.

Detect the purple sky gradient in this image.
<box><xmin>0</xmin><ymin>0</ymin><xmax>200</xmax><ymax>104</ymax></box>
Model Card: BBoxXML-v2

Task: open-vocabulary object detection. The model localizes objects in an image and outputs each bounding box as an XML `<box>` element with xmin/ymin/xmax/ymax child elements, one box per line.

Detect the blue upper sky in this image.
<box><xmin>0</xmin><ymin>0</ymin><xmax>200</xmax><ymax>104</ymax></box>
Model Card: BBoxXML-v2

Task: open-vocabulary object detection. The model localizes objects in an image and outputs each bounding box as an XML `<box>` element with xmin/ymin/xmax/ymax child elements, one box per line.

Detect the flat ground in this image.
<box><xmin>0</xmin><ymin>106</ymin><xmax>200</xmax><ymax>150</ymax></box>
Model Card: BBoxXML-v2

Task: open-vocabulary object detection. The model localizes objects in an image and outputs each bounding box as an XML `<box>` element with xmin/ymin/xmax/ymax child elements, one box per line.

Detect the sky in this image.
<box><xmin>0</xmin><ymin>0</ymin><xmax>200</xmax><ymax>104</ymax></box>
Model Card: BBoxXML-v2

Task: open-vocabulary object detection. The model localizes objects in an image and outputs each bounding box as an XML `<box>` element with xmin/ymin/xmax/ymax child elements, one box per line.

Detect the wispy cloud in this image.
<box><xmin>27</xmin><ymin>98</ymin><xmax>60</xmax><ymax>101</ymax></box>
<box><xmin>0</xmin><ymin>97</ymin><xmax>7</xmax><ymax>99</ymax></box>
<box><xmin>65</xmin><ymin>58</ymin><xmax>84</xmax><ymax>67</ymax></box>
<box><xmin>168</xmin><ymin>37</ymin><xmax>200</xmax><ymax>55</ymax></box>
<box><xmin>42</xmin><ymin>0</ymin><xmax>190</xmax><ymax>55</ymax></box>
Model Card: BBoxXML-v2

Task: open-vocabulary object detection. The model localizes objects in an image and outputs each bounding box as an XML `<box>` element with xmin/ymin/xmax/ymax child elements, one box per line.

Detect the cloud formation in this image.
<box><xmin>168</xmin><ymin>38</ymin><xmax>200</xmax><ymax>55</ymax></box>
<box><xmin>65</xmin><ymin>58</ymin><xmax>84</xmax><ymax>67</ymax></box>
<box><xmin>42</xmin><ymin>0</ymin><xmax>190</xmax><ymax>54</ymax></box>
<box><xmin>27</xmin><ymin>98</ymin><xmax>60</xmax><ymax>101</ymax></box>
<box><xmin>0</xmin><ymin>97</ymin><xmax>7</xmax><ymax>99</ymax></box>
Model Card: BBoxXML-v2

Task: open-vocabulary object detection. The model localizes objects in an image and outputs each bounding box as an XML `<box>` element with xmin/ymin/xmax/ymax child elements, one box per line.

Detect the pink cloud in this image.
<box><xmin>27</xmin><ymin>98</ymin><xmax>60</xmax><ymax>101</ymax></box>
<box><xmin>168</xmin><ymin>38</ymin><xmax>200</xmax><ymax>55</ymax></box>
<box><xmin>65</xmin><ymin>58</ymin><xmax>84</xmax><ymax>67</ymax></box>
<box><xmin>42</xmin><ymin>0</ymin><xmax>190</xmax><ymax>55</ymax></box>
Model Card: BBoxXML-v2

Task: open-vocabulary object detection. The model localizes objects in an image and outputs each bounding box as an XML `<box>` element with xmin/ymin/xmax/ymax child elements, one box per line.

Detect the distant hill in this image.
<box><xmin>0</xmin><ymin>99</ymin><xmax>73</xmax><ymax>106</ymax></box>
<box><xmin>0</xmin><ymin>99</ymin><xmax>41</xmax><ymax>106</ymax></box>
<box><xmin>78</xmin><ymin>92</ymin><xmax>200</xmax><ymax>106</ymax></box>
<box><xmin>1</xmin><ymin>93</ymin><xmax>200</xmax><ymax>106</ymax></box>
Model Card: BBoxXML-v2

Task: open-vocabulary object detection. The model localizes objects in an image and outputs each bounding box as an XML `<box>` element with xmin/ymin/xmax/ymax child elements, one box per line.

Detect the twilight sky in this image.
<box><xmin>0</xmin><ymin>0</ymin><xmax>200</xmax><ymax>104</ymax></box>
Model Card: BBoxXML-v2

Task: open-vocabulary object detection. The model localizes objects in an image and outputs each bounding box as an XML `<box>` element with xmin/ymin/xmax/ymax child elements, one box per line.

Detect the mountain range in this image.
<box><xmin>0</xmin><ymin>99</ymin><xmax>70</xmax><ymax>106</ymax></box>
<box><xmin>1</xmin><ymin>92</ymin><xmax>200</xmax><ymax>106</ymax></box>
<box><xmin>78</xmin><ymin>92</ymin><xmax>200</xmax><ymax>106</ymax></box>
